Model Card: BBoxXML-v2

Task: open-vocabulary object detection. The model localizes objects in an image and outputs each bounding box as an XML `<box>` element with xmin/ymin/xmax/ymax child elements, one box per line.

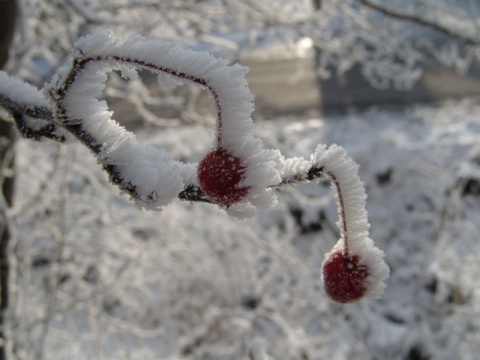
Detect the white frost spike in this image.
<box><xmin>312</xmin><ymin>144</ymin><xmax>389</xmax><ymax>300</ymax></box>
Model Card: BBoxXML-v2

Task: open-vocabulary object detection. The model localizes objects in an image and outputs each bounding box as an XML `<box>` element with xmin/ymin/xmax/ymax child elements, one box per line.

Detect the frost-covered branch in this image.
<box><xmin>0</xmin><ymin>30</ymin><xmax>389</xmax><ymax>304</ymax></box>
<box><xmin>0</xmin><ymin>73</ymin><xmax>64</xmax><ymax>142</ymax></box>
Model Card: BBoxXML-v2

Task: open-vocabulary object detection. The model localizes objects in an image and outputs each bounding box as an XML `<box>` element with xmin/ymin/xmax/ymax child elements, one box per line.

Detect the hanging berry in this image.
<box><xmin>311</xmin><ymin>144</ymin><xmax>389</xmax><ymax>304</ymax></box>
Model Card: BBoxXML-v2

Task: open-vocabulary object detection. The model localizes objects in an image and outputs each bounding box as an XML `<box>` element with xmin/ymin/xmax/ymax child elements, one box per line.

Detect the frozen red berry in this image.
<box><xmin>198</xmin><ymin>148</ymin><xmax>250</xmax><ymax>206</ymax></box>
<box><xmin>322</xmin><ymin>251</ymin><xmax>369</xmax><ymax>304</ymax></box>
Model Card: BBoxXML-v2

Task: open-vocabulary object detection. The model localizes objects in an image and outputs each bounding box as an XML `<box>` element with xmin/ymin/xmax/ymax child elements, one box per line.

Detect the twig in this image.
<box><xmin>358</xmin><ymin>0</ymin><xmax>480</xmax><ymax>46</ymax></box>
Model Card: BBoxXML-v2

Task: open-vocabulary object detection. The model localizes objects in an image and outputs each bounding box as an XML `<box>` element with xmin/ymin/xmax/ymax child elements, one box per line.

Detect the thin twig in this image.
<box><xmin>358</xmin><ymin>0</ymin><xmax>480</xmax><ymax>46</ymax></box>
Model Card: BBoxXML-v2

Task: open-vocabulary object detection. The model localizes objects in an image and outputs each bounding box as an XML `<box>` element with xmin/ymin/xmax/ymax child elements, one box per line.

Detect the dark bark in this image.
<box><xmin>0</xmin><ymin>1</ymin><xmax>17</xmax><ymax>359</ymax></box>
<box><xmin>0</xmin><ymin>0</ymin><xmax>16</xmax><ymax>69</ymax></box>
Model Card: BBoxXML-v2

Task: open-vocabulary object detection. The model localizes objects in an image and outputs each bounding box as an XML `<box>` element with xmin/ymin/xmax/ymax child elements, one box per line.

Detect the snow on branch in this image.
<box><xmin>0</xmin><ymin>30</ymin><xmax>388</xmax><ymax>303</ymax></box>
<box><xmin>0</xmin><ymin>72</ymin><xmax>65</xmax><ymax>142</ymax></box>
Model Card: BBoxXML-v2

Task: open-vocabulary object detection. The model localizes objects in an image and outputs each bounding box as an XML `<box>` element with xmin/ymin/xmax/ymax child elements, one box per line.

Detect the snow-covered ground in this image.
<box><xmin>9</xmin><ymin>97</ymin><xmax>480</xmax><ymax>359</ymax></box>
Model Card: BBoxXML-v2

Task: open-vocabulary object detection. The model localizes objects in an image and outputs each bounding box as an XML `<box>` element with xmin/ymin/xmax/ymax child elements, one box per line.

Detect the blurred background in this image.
<box><xmin>1</xmin><ymin>1</ymin><xmax>480</xmax><ymax>359</ymax></box>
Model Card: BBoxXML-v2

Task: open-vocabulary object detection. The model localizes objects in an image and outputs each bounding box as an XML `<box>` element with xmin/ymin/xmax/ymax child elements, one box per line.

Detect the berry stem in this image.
<box><xmin>326</xmin><ymin>170</ymin><xmax>349</xmax><ymax>256</ymax></box>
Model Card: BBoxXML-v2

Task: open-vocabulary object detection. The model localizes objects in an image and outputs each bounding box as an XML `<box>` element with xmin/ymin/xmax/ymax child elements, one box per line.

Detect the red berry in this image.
<box><xmin>198</xmin><ymin>148</ymin><xmax>250</xmax><ymax>206</ymax></box>
<box><xmin>322</xmin><ymin>251</ymin><xmax>369</xmax><ymax>304</ymax></box>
